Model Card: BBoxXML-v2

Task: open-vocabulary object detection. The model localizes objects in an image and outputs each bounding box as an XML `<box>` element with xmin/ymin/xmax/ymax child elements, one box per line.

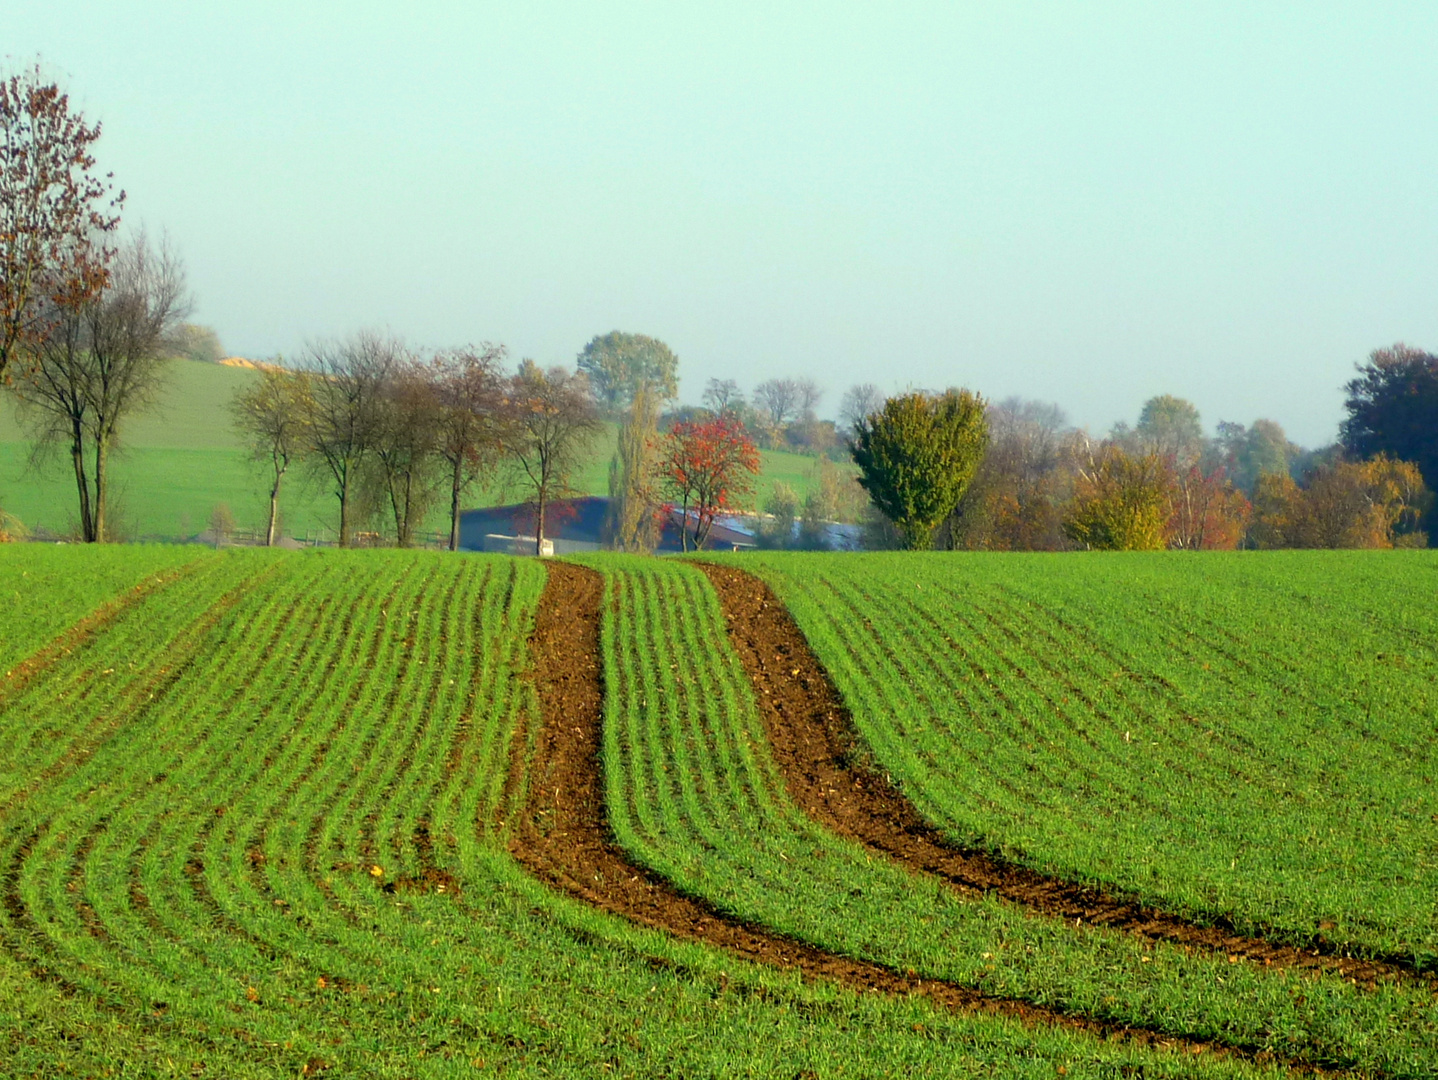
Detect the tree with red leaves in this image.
<box><xmin>0</xmin><ymin>66</ymin><xmax>124</xmax><ymax>385</ymax></box>
<box><xmin>1168</xmin><ymin>463</ymin><xmax>1250</xmax><ymax>550</ymax></box>
<box><xmin>660</xmin><ymin>415</ymin><xmax>760</xmax><ymax>551</ymax></box>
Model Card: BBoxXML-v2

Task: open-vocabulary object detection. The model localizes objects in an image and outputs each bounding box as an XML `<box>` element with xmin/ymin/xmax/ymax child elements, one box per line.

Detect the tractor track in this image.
<box><xmin>508</xmin><ymin>561</ymin><xmax>1336</xmax><ymax>1073</ymax></box>
<box><xmin>694</xmin><ymin>561</ymin><xmax>1428</xmax><ymax>991</ymax></box>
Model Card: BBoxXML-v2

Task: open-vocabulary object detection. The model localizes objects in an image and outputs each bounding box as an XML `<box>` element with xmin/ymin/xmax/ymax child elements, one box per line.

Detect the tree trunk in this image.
<box><xmin>92</xmin><ymin>435</ymin><xmax>108</xmax><ymax>543</ymax></box>
<box><xmin>338</xmin><ymin>477</ymin><xmax>351</xmax><ymax>548</ymax></box>
<box><xmin>266</xmin><ymin>462</ymin><xmax>286</xmax><ymax>547</ymax></box>
<box><xmin>69</xmin><ymin>421</ymin><xmax>94</xmax><ymax>543</ymax></box>
<box><xmin>396</xmin><ymin>473</ymin><xmax>413</xmax><ymax>548</ymax></box>
<box><xmin>535</xmin><ymin>481</ymin><xmax>547</xmax><ymax>557</ymax></box>
<box><xmin>449</xmin><ymin>459</ymin><xmax>463</xmax><ymax>552</ymax></box>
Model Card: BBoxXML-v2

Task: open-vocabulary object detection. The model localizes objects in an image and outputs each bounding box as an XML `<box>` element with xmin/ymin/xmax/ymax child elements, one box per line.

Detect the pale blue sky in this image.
<box><xmin>9</xmin><ymin>2</ymin><xmax>1438</xmax><ymax>445</ymax></box>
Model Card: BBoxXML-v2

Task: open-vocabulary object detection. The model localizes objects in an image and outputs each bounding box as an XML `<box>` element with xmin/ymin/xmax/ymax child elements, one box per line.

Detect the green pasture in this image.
<box><xmin>0</xmin><ymin>544</ymin><xmax>1277</xmax><ymax>1079</ymax></box>
<box><xmin>727</xmin><ymin>549</ymin><xmax>1438</xmax><ymax>968</ymax></box>
<box><xmin>591</xmin><ymin>554</ymin><xmax>1438</xmax><ymax>1075</ymax></box>
<box><xmin>0</xmin><ymin>359</ymin><xmax>841</xmax><ymax>542</ymax></box>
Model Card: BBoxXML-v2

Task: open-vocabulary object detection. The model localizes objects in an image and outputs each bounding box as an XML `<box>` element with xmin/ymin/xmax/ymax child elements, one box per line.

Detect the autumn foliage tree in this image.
<box><xmin>1250</xmin><ymin>455</ymin><xmax>1430</xmax><ymax>549</ymax></box>
<box><xmin>1062</xmin><ymin>445</ymin><xmax>1173</xmax><ymax>551</ymax></box>
<box><xmin>0</xmin><ymin>66</ymin><xmax>123</xmax><ymax>385</ymax></box>
<box><xmin>11</xmin><ymin>233</ymin><xmax>188</xmax><ymax>542</ymax></box>
<box><xmin>1341</xmin><ymin>343</ymin><xmax>1438</xmax><ymax>543</ymax></box>
<box><xmin>660</xmin><ymin>414</ymin><xmax>760</xmax><ymax>551</ymax></box>
<box><xmin>1168</xmin><ymin>464</ymin><xmax>1251</xmax><ymax>550</ymax></box>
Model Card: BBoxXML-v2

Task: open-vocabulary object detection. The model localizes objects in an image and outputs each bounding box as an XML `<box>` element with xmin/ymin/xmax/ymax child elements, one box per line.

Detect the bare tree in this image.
<box><xmin>231</xmin><ymin>365</ymin><xmax>314</xmax><ymax>546</ymax></box>
<box><xmin>507</xmin><ymin>361</ymin><xmax>601</xmax><ymax>554</ymax></box>
<box><xmin>370</xmin><ymin>359</ymin><xmax>444</xmax><ymax>548</ymax></box>
<box><xmin>11</xmin><ymin>232</ymin><xmax>187</xmax><ymax>542</ymax></box>
<box><xmin>303</xmin><ymin>332</ymin><xmax>399</xmax><ymax>547</ymax></box>
<box><xmin>795</xmin><ymin>378</ymin><xmax>823</xmax><ymax>419</ymax></box>
<box><xmin>0</xmin><ymin>66</ymin><xmax>123</xmax><ymax>385</ymax></box>
<box><xmin>839</xmin><ymin>382</ymin><xmax>884</xmax><ymax>438</ymax></box>
<box><xmin>431</xmin><ymin>344</ymin><xmax>510</xmax><ymax>551</ymax></box>
<box><xmin>754</xmin><ymin>378</ymin><xmax>800</xmax><ymax>427</ymax></box>
<box><xmin>701</xmin><ymin>377</ymin><xmax>743</xmax><ymax>415</ymax></box>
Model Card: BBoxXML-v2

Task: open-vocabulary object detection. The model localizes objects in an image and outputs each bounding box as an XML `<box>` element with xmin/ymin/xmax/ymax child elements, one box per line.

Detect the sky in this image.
<box><xmin>9</xmin><ymin>1</ymin><xmax>1438</xmax><ymax>447</ymax></box>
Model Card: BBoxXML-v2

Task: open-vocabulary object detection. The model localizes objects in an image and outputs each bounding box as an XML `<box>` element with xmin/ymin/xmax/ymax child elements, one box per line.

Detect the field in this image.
<box><xmin>3</xmin><ymin>545</ymin><xmax>1434</xmax><ymax>1077</ymax></box>
<box><xmin>729</xmin><ymin>551</ymin><xmax>1438</xmax><ymax>967</ymax></box>
<box><xmin>0</xmin><ymin>359</ymin><xmax>843</xmax><ymax>541</ymax></box>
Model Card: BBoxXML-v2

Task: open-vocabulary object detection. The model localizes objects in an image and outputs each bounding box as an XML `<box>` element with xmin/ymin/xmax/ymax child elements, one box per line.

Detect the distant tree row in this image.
<box><xmin>232</xmin><ymin>337</ymin><xmax>605</xmax><ymax>552</ymax></box>
<box><xmin>848</xmin><ymin>369</ymin><xmax>1433</xmax><ymax>552</ymax></box>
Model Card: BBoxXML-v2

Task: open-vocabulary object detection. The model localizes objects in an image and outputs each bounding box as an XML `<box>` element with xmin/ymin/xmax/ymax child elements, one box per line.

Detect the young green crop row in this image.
<box><xmin>1</xmin><ymin>545</ymin><xmax>1303</xmax><ymax>1080</ymax></box>
<box><xmin>0</xmin><ymin>543</ymin><xmax>204</xmax><ymax>675</ymax></box>
<box><xmin>732</xmin><ymin>550</ymin><xmax>1438</xmax><ymax>966</ymax></box>
<box><xmin>593</xmin><ymin>555</ymin><xmax>1438</xmax><ymax>1076</ymax></box>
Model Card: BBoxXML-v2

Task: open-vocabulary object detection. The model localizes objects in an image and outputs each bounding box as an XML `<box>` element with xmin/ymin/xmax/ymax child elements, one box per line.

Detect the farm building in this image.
<box><xmin>457</xmin><ymin>496</ymin><xmax>755</xmax><ymax>555</ymax></box>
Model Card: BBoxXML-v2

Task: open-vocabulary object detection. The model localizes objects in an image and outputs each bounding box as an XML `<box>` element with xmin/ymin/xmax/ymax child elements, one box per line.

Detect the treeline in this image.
<box><xmin>232</xmin><ymin>337</ymin><xmax>601</xmax><ymax>551</ymax></box>
<box><xmin>841</xmin><ymin>360</ymin><xmax>1435</xmax><ymax>552</ymax></box>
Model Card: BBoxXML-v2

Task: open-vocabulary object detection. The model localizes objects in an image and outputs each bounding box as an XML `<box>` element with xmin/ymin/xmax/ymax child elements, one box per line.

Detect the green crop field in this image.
<box><xmin>592</xmin><ymin>554</ymin><xmax>1438</xmax><ymax>1076</ymax></box>
<box><xmin>729</xmin><ymin>550</ymin><xmax>1438</xmax><ymax>969</ymax></box>
<box><xmin>0</xmin><ymin>544</ymin><xmax>1315</xmax><ymax>1079</ymax></box>
<box><xmin>0</xmin><ymin>359</ymin><xmax>842</xmax><ymax>542</ymax></box>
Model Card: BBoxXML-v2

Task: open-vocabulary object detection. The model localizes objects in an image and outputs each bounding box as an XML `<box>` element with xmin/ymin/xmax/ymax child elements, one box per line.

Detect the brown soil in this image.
<box><xmin>509</xmin><ymin>561</ymin><xmax>1316</xmax><ymax>1070</ymax></box>
<box><xmin>694</xmin><ymin>561</ymin><xmax>1428</xmax><ymax>990</ymax></box>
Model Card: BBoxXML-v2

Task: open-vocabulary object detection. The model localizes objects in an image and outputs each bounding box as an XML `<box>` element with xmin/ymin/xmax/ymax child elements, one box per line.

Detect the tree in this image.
<box><xmin>850</xmin><ymin>389</ymin><xmax>988</xmax><ymax>550</ymax></box>
<box><xmin>170</xmin><ymin>323</ymin><xmax>224</xmax><ymax>364</ymax></box>
<box><xmin>753</xmin><ymin>378</ymin><xmax>801</xmax><ymax>427</ymax></box>
<box><xmin>756</xmin><ymin>482</ymin><xmax>801</xmax><ymax>549</ymax></box>
<box><xmin>431</xmin><ymin>345</ymin><xmax>510</xmax><ymax>552</ymax></box>
<box><xmin>303</xmin><ymin>332</ymin><xmax>398</xmax><ymax>547</ymax></box>
<box><xmin>1250</xmin><ymin>454</ymin><xmax>1430</xmax><ymax>549</ymax></box>
<box><xmin>508</xmin><ymin>361</ymin><xmax>601</xmax><ymax>554</ymax></box>
<box><xmin>1341</xmin><ymin>342</ymin><xmax>1438</xmax><ymax>542</ymax></box>
<box><xmin>604</xmin><ymin>380</ymin><xmax>663</xmax><ymax>553</ymax></box>
<box><xmin>945</xmin><ymin>397</ymin><xmax>1079</xmax><ymax>551</ymax></box>
<box><xmin>839</xmin><ymin>382</ymin><xmax>884</xmax><ymax>439</ymax></box>
<box><xmin>1168</xmin><ymin>464</ymin><xmax>1250</xmax><ymax>550</ymax></box>
<box><xmin>1062</xmin><ymin>445</ymin><xmax>1173</xmax><ymax>551</ymax></box>
<box><xmin>660</xmin><ymin>414</ymin><xmax>760</xmax><ymax>551</ymax></box>
<box><xmin>576</xmin><ymin>331</ymin><xmax>679</xmax><ymax>413</ymax></box>
<box><xmin>795</xmin><ymin>378</ymin><xmax>823</xmax><ymax>419</ymax></box>
<box><xmin>11</xmin><ymin>232</ymin><xmax>188</xmax><ymax>542</ymax></box>
<box><xmin>0</xmin><ymin>66</ymin><xmax>123</xmax><ymax>385</ymax></box>
<box><xmin>1216</xmin><ymin>418</ymin><xmax>1295</xmax><ymax>494</ymax></box>
<box><xmin>701</xmin><ymin>377</ymin><xmax>743</xmax><ymax>415</ymax></box>
<box><xmin>370</xmin><ymin>359</ymin><xmax>443</xmax><ymax>548</ymax></box>
<box><xmin>1119</xmin><ymin>394</ymin><xmax>1205</xmax><ymax>468</ymax></box>
<box><xmin>230</xmin><ymin>364</ymin><xmax>314</xmax><ymax>546</ymax></box>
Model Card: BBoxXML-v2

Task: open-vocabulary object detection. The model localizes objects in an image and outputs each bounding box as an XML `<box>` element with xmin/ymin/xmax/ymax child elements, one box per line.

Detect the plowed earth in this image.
<box><xmin>509</xmin><ymin>562</ymin><xmax>1311</xmax><ymax>1070</ymax></box>
<box><xmin>695</xmin><ymin>562</ymin><xmax>1423</xmax><ymax>991</ymax></box>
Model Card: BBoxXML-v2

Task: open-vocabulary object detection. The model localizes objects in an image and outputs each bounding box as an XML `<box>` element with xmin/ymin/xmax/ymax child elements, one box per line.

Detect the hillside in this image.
<box><xmin>0</xmin><ymin>359</ymin><xmax>840</xmax><ymax>541</ymax></box>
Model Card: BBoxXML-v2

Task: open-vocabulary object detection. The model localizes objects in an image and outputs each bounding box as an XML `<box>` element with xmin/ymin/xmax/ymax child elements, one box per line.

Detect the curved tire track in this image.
<box><xmin>694</xmin><ymin>561</ymin><xmax>1427</xmax><ymax>990</ymax></box>
<box><xmin>509</xmin><ymin>561</ymin><xmax>1315</xmax><ymax>1071</ymax></box>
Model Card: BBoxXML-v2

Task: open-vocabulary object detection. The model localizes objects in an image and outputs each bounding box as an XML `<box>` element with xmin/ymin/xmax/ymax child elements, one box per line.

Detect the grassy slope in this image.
<box><xmin>731</xmin><ymin>549</ymin><xmax>1438</xmax><ymax>965</ymax></box>
<box><xmin>0</xmin><ymin>545</ymin><xmax>1246</xmax><ymax>1080</ymax></box>
<box><xmin>0</xmin><ymin>359</ymin><xmax>839</xmax><ymax>541</ymax></box>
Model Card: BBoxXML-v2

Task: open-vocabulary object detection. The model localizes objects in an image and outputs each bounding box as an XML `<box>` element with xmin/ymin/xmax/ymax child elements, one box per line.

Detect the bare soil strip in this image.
<box><xmin>509</xmin><ymin>561</ymin><xmax>1305</xmax><ymax>1069</ymax></box>
<box><xmin>694</xmin><ymin>562</ymin><xmax>1425</xmax><ymax>990</ymax></box>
